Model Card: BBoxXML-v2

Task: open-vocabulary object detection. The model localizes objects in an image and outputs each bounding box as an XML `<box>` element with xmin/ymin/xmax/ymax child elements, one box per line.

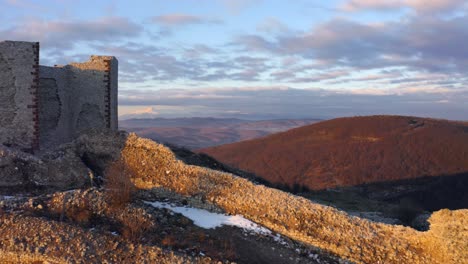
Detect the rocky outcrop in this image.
<box><xmin>0</xmin><ymin>129</ymin><xmax>128</xmax><ymax>190</ymax></box>
<box><xmin>0</xmin><ymin>144</ymin><xmax>90</xmax><ymax>190</ymax></box>
<box><xmin>74</xmin><ymin>129</ymin><xmax>128</xmax><ymax>176</ymax></box>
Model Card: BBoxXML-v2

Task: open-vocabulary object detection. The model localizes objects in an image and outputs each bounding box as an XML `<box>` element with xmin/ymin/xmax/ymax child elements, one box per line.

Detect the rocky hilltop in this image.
<box><xmin>0</xmin><ymin>130</ymin><xmax>467</xmax><ymax>263</ymax></box>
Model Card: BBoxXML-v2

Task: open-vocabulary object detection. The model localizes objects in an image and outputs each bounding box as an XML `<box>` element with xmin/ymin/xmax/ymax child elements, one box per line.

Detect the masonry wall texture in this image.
<box><xmin>0</xmin><ymin>41</ymin><xmax>118</xmax><ymax>151</ymax></box>
<box><xmin>0</xmin><ymin>41</ymin><xmax>39</xmax><ymax>151</ymax></box>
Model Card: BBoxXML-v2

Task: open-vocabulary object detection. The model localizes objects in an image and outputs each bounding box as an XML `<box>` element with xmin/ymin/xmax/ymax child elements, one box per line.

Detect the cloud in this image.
<box><xmin>232</xmin><ymin>14</ymin><xmax>468</xmax><ymax>76</ymax></box>
<box><xmin>341</xmin><ymin>0</ymin><xmax>403</xmax><ymax>12</ymax></box>
<box><xmin>270</xmin><ymin>70</ymin><xmax>297</xmax><ymax>80</ymax></box>
<box><xmin>0</xmin><ymin>16</ymin><xmax>142</xmax><ymax>51</ymax></box>
<box><xmin>341</xmin><ymin>0</ymin><xmax>467</xmax><ymax>13</ymax></box>
<box><xmin>325</xmin><ymin>70</ymin><xmax>403</xmax><ymax>84</ymax></box>
<box><xmin>406</xmin><ymin>0</ymin><xmax>467</xmax><ymax>13</ymax></box>
<box><xmin>183</xmin><ymin>44</ymin><xmax>220</xmax><ymax>58</ymax></box>
<box><xmin>89</xmin><ymin>42</ymin><xmax>207</xmax><ymax>83</ymax></box>
<box><xmin>3</xmin><ymin>0</ymin><xmax>463</xmax><ymax>95</ymax></box>
<box><xmin>191</xmin><ymin>55</ymin><xmax>271</xmax><ymax>82</ymax></box>
<box><xmin>292</xmin><ymin>70</ymin><xmax>351</xmax><ymax>83</ymax></box>
<box><xmin>118</xmin><ymin>86</ymin><xmax>468</xmax><ymax>120</ymax></box>
<box><xmin>232</xmin><ymin>34</ymin><xmax>279</xmax><ymax>52</ymax></box>
<box><xmin>4</xmin><ymin>0</ymin><xmax>47</xmax><ymax>11</ymax></box>
<box><xmin>70</xmin><ymin>11</ymin><xmax>465</xmax><ymax>88</ymax></box>
<box><xmin>89</xmin><ymin>41</ymin><xmax>274</xmax><ymax>84</ymax></box>
<box><xmin>256</xmin><ymin>18</ymin><xmax>290</xmax><ymax>34</ymax></box>
<box><xmin>151</xmin><ymin>14</ymin><xmax>222</xmax><ymax>26</ymax></box>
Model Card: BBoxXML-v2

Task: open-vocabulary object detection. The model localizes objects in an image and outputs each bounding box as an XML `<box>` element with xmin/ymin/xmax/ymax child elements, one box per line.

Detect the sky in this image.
<box><xmin>1</xmin><ymin>0</ymin><xmax>468</xmax><ymax>120</ymax></box>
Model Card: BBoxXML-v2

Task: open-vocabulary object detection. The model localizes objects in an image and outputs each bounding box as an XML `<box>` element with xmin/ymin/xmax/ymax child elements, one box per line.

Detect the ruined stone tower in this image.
<box><xmin>0</xmin><ymin>40</ymin><xmax>118</xmax><ymax>151</ymax></box>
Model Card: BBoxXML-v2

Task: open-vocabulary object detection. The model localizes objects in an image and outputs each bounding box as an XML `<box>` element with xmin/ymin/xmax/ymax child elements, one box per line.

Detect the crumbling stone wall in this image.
<box><xmin>38</xmin><ymin>66</ymin><xmax>66</xmax><ymax>147</ymax></box>
<box><xmin>0</xmin><ymin>41</ymin><xmax>39</xmax><ymax>151</ymax></box>
<box><xmin>68</xmin><ymin>56</ymin><xmax>118</xmax><ymax>132</ymax></box>
<box><xmin>0</xmin><ymin>40</ymin><xmax>118</xmax><ymax>151</ymax></box>
<box><xmin>38</xmin><ymin>56</ymin><xmax>118</xmax><ymax>148</ymax></box>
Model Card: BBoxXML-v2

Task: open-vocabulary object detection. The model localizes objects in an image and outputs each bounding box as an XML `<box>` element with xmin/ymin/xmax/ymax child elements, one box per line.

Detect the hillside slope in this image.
<box><xmin>116</xmin><ymin>132</ymin><xmax>467</xmax><ymax>263</ymax></box>
<box><xmin>1</xmin><ymin>131</ymin><xmax>467</xmax><ymax>263</ymax></box>
<box><xmin>199</xmin><ymin>115</ymin><xmax>468</xmax><ymax>190</ymax></box>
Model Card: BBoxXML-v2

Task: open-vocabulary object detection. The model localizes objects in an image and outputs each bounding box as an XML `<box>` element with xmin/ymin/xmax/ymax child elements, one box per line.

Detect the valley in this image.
<box><xmin>120</xmin><ymin>117</ymin><xmax>320</xmax><ymax>149</ymax></box>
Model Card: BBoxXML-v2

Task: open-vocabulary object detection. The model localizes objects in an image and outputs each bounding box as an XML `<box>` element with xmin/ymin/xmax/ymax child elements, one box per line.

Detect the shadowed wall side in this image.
<box><xmin>0</xmin><ymin>41</ymin><xmax>39</xmax><ymax>151</ymax></box>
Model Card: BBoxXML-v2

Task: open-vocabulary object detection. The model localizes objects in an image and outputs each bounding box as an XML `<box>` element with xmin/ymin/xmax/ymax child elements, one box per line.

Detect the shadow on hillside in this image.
<box><xmin>168</xmin><ymin>145</ymin><xmax>468</xmax><ymax>230</ymax></box>
<box><xmin>299</xmin><ymin>172</ymin><xmax>468</xmax><ymax>229</ymax></box>
<box><xmin>347</xmin><ymin>172</ymin><xmax>468</xmax><ymax>211</ymax></box>
<box><xmin>169</xmin><ymin>144</ymin><xmax>468</xmax><ymax>212</ymax></box>
<box><xmin>166</xmin><ymin>143</ymin><xmax>270</xmax><ymax>182</ymax></box>
<box><xmin>73</xmin><ymin>135</ymin><xmax>467</xmax><ymax>231</ymax></box>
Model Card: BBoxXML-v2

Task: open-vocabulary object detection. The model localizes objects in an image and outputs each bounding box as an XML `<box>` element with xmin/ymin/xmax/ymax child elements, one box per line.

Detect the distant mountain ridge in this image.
<box><xmin>199</xmin><ymin>115</ymin><xmax>468</xmax><ymax>190</ymax></box>
<box><xmin>119</xmin><ymin>117</ymin><xmax>247</xmax><ymax>128</ymax></box>
<box><xmin>120</xmin><ymin>117</ymin><xmax>321</xmax><ymax>149</ymax></box>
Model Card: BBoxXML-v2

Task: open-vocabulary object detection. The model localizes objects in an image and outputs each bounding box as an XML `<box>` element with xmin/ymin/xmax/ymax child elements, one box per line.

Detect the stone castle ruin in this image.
<box><xmin>0</xmin><ymin>40</ymin><xmax>118</xmax><ymax>152</ymax></box>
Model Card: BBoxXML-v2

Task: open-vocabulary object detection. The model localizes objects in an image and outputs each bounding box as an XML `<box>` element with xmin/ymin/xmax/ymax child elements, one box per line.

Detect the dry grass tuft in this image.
<box><xmin>103</xmin><ymin>159</ymin><xmax>155</xmax><ymax>242</ymax></box>
<box><xmin>65</xmin><ymin>196</ymin><xmax>92</xmax><ymax>225</ymax></box>
<box><xmin>104</xmin><ymin>159</ymin><xmax>136</xmax><ymax>209</ymax></box>
<box><xmin>118</xmin><ymin>209</ymin><xmax>154</xmax><ymax>242</ymax></box>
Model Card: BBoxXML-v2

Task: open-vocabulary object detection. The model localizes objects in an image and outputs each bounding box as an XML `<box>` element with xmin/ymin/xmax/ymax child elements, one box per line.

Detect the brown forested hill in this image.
<box><xmin>198</xmin><ymin>115</ymin><xmax>468</xmax><ymax>190</ymax></box>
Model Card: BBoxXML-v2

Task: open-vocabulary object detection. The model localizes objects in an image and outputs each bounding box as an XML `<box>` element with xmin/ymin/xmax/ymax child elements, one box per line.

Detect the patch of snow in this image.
<box><xmin>144</xmin><ymin>201</ymin><xmax>272</xmax><ymax>235</ymax></box>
